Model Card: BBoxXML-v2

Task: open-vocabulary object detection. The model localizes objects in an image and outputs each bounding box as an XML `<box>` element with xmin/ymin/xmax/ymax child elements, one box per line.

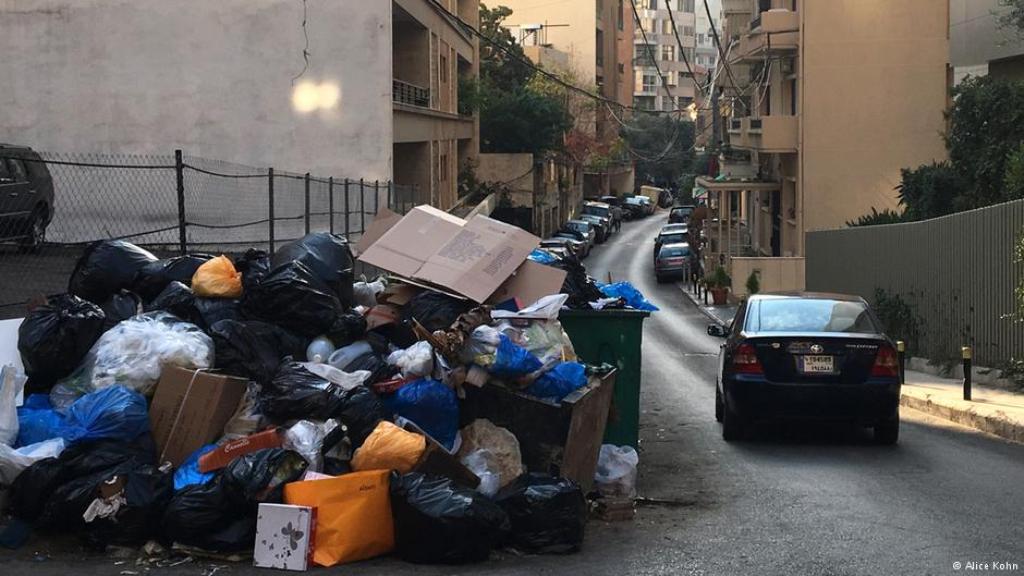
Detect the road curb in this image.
<box><xmin>678</xmin><ymin>284</ymin><xmax>730</xmax><ymax>327</ymax></box>
<box><xmin>900</xmin><ymin>388</ymin><xmax>1024</xmax><ymax>444</ymax></box>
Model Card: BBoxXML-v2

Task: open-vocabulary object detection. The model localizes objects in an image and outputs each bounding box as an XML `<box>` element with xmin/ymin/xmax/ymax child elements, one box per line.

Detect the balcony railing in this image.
<box><xmin>730</xmin><ymin>116</ymin><xmax>796</xmax><ymax>152</ymax></box>
<box><xmin>393</xmin><ymin>79</ymin><xmax>430</xmax><ymax>108</ymax></box>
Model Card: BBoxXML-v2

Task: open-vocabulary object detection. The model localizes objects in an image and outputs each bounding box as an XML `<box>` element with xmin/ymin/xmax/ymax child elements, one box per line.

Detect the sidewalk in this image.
<box><xmin>678</xmin><ymin>285</ymin><xmax>1024</xmax><ymax>444</ymax></box>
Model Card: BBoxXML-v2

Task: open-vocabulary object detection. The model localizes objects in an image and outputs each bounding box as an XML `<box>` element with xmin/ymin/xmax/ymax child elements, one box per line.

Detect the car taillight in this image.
<box><xmin>732</xmin><ymin>343</ymin><xmax>763</xmax><ymax>374</ymax></box>
<box><xmin>871</xmin><ymin>345</ymin><xmax>900</xmax><ymax>378</ymax></box>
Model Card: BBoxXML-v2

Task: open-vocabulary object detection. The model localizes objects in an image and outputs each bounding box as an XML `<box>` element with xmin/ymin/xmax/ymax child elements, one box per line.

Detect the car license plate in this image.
<box><xmin>799</xmin><ymin>355</ymin><xmax>834</xmax><ymax>374</ymax></box>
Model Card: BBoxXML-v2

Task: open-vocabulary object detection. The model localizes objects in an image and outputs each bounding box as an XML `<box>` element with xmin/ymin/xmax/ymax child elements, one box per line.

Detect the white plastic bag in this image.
<box><xmin>459</xmin><ymin>325</ymin><xmax>501</xmax><ymax>365</ymax></box>
<box><xmin>299</xmin><ymin>362</ymin><xmax>369</xmax><ymax>391</ymax></box>
<box><xmin>0</xmin><ymin>438</ymin><xmax>66</xmax><ymax>485</ymax></box>
<box><xmin>594</xmin><ymin>444</ymin><xmax>639</xmax><ymax>498</ymax></box>
<box><xmin>387</xmin><ymin>341</ymin><xmax>435</xmax><ymax>378</ymax></box>
<box><xmin>461</xmin><ymin>449</ymin><xmax>501</xmax><ymax>497</ymax></box>
<box><xmin>353</xmin><ymin>278</ymin><xmax>387</xmax><ymax>308</ymax></box>
<box><xmin>283</xmin><ymin>419</ymin><xmax>338</xmax><ymax>473</ymax></box>
<box><xmin>457</xmin><ymin>419</ymin><xmax>524</xmax><ymax>489</ymax></box>
<box><xmin>0</xmin><ymin>365</ymin><xmax>28</xmax><ymax>446</ymax></box>
<box><xmin>55</xmin><ymin>312</ymin><xmax>214</xmax><ymax>398</ymax></box>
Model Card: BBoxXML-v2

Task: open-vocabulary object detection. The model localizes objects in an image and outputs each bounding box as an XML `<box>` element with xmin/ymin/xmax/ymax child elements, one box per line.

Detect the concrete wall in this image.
<box><xmin>801</xmin><ymin>0</ymin><xmax>949</xmax><ymax>232</ymax></box>
<box><xmin>0</xmin><ymin>0</ymin><xmax>392</xmax><ymax>180</ymax></box>
<box><xmin>478</xmin><ymin>152</ymin><xmax>534</xmax><ymax>207</ymax></box>
<box><xmin>950</xmin><ymin>0</ymin><xmax>1024</xmax><ymax>80</ymax></box>
<box><xmin>730</xmin><ymin>256</ymin><xmax>806</xmax><ymax>297</ymax></box>
<box><xmin>502</xmin><ymin>1</ymin><xmax>599</xmax><ymax>84</ymax></box>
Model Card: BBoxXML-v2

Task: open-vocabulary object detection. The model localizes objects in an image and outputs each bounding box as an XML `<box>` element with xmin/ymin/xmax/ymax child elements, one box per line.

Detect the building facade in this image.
<box><xmin>697</xmin><ymin>0</ymin><xmax>949</xmax><ymax>295</ymax></box>
<box><xmin>0</xmin><ymin>0</ymin><xmax>478</xmax><ymax>211</ymax></box>
<box><xmin>950</xmin><ymin>0</ymin><xmax>1024</xmax><ymax>84</ymax></box>
<box><xmin>631</xmin><ymin>0</ymin><xmax>699</xmax><ymax>112</ymax></box>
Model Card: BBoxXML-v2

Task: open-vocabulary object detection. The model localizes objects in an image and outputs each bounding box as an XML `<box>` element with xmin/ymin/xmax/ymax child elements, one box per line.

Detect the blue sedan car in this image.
<box><xmin>709</xmin><ymin>293</ymin><xmax>902</xmax><ymax>444</ymax></box>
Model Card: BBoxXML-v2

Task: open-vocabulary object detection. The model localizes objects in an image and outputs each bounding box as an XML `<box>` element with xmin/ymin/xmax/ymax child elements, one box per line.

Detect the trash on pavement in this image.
<box><xmin>59</xmin><ymin>385</ymin><xmax>150</xmax><ymax>445</ymax></box>
<box><xmin>149</xmin><ymin>367</ymin><xmax>248</xmax><ymax>467</ymax></box>
<box><xmin>1</xmin><ymin>365</ymin><xmax>27</xmax><ymax>446</ymax></box>
<box><xmin>305</xmin><ymin>335</ymin><xmax>335</xmax><ymax>363</ymax></box>
<box><xmin>271</xmin><ymin>232</ymin><xmax>356</xmax><ymax>308</ymax></box>
<box><xmin>495</xmin><ymin>473</ymin><xmax>586</xmax><ymax>554</ymax></box>
<box><xmin>283</xmin><ymin>420</ymin><xmax>337</xmax><ymax>473</ymax></box>
<box><xmin>98</xmin><ymin>290</ymin><xmax>143</xmax><ymax>333</ymax></box>
<box><xmin>283</xmin><ymin>469</ymin><xmax>395</xmax><ymax>567</ymax></box>
<box><xmin>199</xmin><ymin>428</ymin><xmax>284</xmax><ymax>473</ymax></box>
<box><xmin>386</xmin><ymin>341</ymin><xmax>434</xmax><ymax>379</ymax></box>
<box><xmin>209</xmin><ymin>319</ymin><xmax>307</xmax><ymax>386</ymax></box>
<box><xmin>253</xmin><ymin>503</ymin><xmax>316</xmax><ymax>571</ymax></box>
<box><xmin>174</xmin><ymin>444</ymin><xmax>218</xmax><ymax>491</ymax></box>
<box><xmin>68</xmin><ymin>240</ymin><xmax>158</xmax><ymax>304</ymax></box>
<box><xmin>352</xmin><ymin>277</ymin><xmax>386</xmax><ymax>308</ymax></box>
<box><xmin>388</xmin><ymin>471</ymin><xmax>510</xmax><ymax>564</ymax></box>
<box><xmin>456</xmin><ymin>418</ymin><xmax>524</xmax><ymax>490</ymax></box>
<box><xmin>241</xmin><ymin>261</ymin><xmax>345</xmax><ymax>338</ymax></box>
<box><xmin>596</xmin><ymin>281</ymin><xmax>659</xmax><ymax>312</ymax></box>
<box><xmin>383</xmin><ymin>378</ymin><xmax>458</xmax><ymax>451</ymax></box>
<box><xmin>192</xmin><ymin>255</ymin><xmax>243</xmax><ymax>299</ymax></box>
<box><xmin>351</xmin><ymin>420</ymin><xmax>426</xmax><ymax>474</ymax></box>
<box><xmin>17</xmin><ymin>294</ymin><xmax>105</xmax><ymax>392</ymax></box>
<box><xmin>132</xmin><ymin>254</ymin><xmax>213</xmax><ymax>301</ymax></box>
<box><xmin>459</xmin><ymin>449</ymin><xmax>500</xmax><ymax>497</ymax></box>
<box><xmin>594</xmin><ymin>444</ymin><xmax>639</xmax><ymax>499</ymax></box>
<box><xmin>0</xmin><ymin>438</ymin><xmax>65</xmax><ymax>486</ymax></box>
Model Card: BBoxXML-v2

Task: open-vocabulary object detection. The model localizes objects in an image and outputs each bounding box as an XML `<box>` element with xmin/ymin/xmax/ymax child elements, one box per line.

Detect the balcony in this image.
<box><xmin>393</xmin><ymin>79</ymin><xmax>430</xmax><ymax>108</ymax></box>
<box><xmin>730</xmin><ymin>116</ymin><xmax>797</xmax><ymax>153</ymax></box>
<box><xmin>729</xmin><ymin>9</ymin><xmax>799</xmax><ymax>64</ymax></box>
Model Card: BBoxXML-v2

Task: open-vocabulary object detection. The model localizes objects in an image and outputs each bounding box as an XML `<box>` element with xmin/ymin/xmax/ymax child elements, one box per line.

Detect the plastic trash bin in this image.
<box><xmin>558</xmin><ymin>309</ymin><xmax>650</xmax><ymax>447</ymax></box>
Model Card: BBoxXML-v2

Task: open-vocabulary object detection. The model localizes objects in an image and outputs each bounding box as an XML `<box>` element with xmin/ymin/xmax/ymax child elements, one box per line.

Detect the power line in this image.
<box><xmin>628</xmin><ymin>0</ymin><xmax>677</xmax><ymax>114</ymax></box>
<box><xmin>703</xmin><ymin>0</ymin><xmax>748</xmax><ymax>114</ymax></box>
<box><xmin>665</xmin><ymin>4</ymin><xmax>708</xmax><ymax>100</ymax></box>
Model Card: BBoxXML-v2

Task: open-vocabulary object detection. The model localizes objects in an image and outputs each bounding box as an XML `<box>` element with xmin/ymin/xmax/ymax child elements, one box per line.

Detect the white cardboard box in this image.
<box><xmin>254</xmin><ymin>503</ymin><xmax>316</xmax><ymax>571</ymax></box>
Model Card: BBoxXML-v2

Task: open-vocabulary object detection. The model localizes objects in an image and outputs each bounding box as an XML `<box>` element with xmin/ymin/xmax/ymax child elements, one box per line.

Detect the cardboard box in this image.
<box><xmin>486</xmin><ymin>259</ymin><xmax>567</xmax><ymax>309</ymax></box>
<box><xmin>149</xmin><ymin>367</ymin><xmax>248</xmax><ymax>467</ymax></box>
<box><xmin>254</xmin><ymin>503</ymin><xmax>316</xmax><ymax>571</ymax></box>
<box><xmin>358</xmin><ymin>206</ymin><xmax>545</xmax><ymax>303</ymax></box>
<box><xmin>198</xmin><ymin>428</ymin><xmax>284</xmax><ymax>473</ymax></box>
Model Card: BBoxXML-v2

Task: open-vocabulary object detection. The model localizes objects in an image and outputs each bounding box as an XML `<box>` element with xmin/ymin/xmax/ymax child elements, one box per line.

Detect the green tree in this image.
<box><xmin>997</xmin><ymin>0</ymin><xmax>1024</xmax><ymax>38</ymax></box>
<box><xmin>479</xmin><ymin>4</ymin><xmax>533</xmax><ymax>93</ymax></box>
<box><xmin>846</xmin><ymin>207</ymin><xmax>906</xmax><ymax>227</ymax></box>
<box><xmin>946</xmin><ymin>75</ymin><xmax>1024</xmax><ymax>207</ymax></box>
<box><xmin>1003</xmin><ymin>142</ymin><xmax>1024</xmax><ymax>201</ymax></box>
<box><xmin>620</xmin><ymin>114</ymin><xmax>696</xmax><ymax>186</ymax></box>
<box><xmin>896</xmin><ymin>162</ymin><xmax>966</xmax><ymax>220</ymax></box>
<box><xmin>480</xmin><ymin>88</ymin><xmax>572</xmax><ymax>153</ymax></box>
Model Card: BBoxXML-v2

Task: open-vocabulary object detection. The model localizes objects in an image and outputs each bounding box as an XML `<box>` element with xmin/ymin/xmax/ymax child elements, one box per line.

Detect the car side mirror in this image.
<box><xmin>707</xmin><ymin>324</ymin><xmax>728</xmax><ymax>338</ymax></box>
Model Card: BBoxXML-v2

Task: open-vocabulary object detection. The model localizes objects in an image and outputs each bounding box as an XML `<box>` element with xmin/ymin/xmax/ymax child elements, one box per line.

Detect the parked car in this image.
<box><xmin>654</xmin><ymin>242</ymin><xmax>692</xmax><ymax>283</ymax></box>
<box><xmin>653</xmin><ymin>229</ymin><xmax>688</xmax><ymax>259</ymax></box>
<box><xmin>634</xmin><ymin>195</ymin><xmax>655</xmax><ymax>215</ymax></box>
<box><xmin>582</xmin><ymin>201</ymin><xmax>617</xmax><ymax>235</ymax></box>
<box><xmin>660</xmin><ymin>223</ymin><xmax>689</xmax><ymax>235</ymax></box>
<box><xmin>0</xmin><ymin>144</ymin><xmax>55</xmax><ymax>251</ymax></box>
<box><xmin>669</xmin><ymin>205</ymin><xmax>696</xmax><ymax>224</ymax></box>
<box><xmin>624</xmin><ymin>197</ymin><xmax>648</xmax><ymax>218</ymax></box>
<box><xmin>552</xmin><ymin>231</ymin><xmax>590</xmax><ymax>258</ymax></box>
<box><xmin>564</xmin><ymin>219</ymin><xmax>597</xmax><ymax>250</ymax></box>
<box><xmin>537</xmin><ymin>242</ymin><xmax>578</xmax><ymax>262</ymax></box>
<box><xmin>708</xmin><ymin>292</ymin><xmax>901</xmax><ymax>444</ymax></box>
<box><xmin>578</xmin><ymin>214</ymin><xmax>610</xmax><ymax>243</ymax></box>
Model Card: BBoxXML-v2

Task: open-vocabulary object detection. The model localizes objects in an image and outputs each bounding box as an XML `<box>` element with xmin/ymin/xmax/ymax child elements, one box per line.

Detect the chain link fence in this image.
<box><xmin>0</xmin><ymin>149</ymin><xmax>417</xmax><ymax>319</ymax></box>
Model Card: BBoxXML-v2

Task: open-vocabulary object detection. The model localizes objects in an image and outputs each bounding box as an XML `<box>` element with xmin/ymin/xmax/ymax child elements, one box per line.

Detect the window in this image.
<box><xmin>697</xmin><ymin>33</ymin><xmax>705</xmax><ymax>45</ymax></box>
<box><xmin>746</xmin><ymin>299</ymin><xmax>880</xmax><ymax>334</ymax></box>
<box><xmin>666</xmin><ymin>71</ymin><xmax>677</xmax><ymax>86</ymax></box>
<box><xmin>618</xmin><ymin>62</ymin><xmax>625</xmax><ymax>74</ymax></box>
<box><xmin>789</xmin><ymin>78</ymin><xmax>798</xmax><ymax>115</ymax></box>
<box><xmin>682</xmin><ymin>25</ymin><xmax>695</xmax><ymax>37</ymax></box>
<box><xmin>633</xmin><ymin>95</ymin><xmax>656</xmax><ymax>110</ymax></box>
<box><xmin>660</xmin><ymin>44</ymin><xmax>675</xmax><ymax>62</ymax></box>
<box><xmin>643</xmin><ymin>74</ymin><xmax>658</xmax><ymax>91</ymax></box>
<box><xmin>634</xmin><ymin>45</ymin><xmax>656</xmax><ymax>66</ymax></box>
<box><xmin>640</xmin><ymin>0</ymin><xmax>657</xmax><ymax>9</ymax></box>
<box><xmin>679</xmin><ymin>0</ymin><xmax>694</xmax><ymax>11</ymax></box>
<box><xmin>662</xmin><ymin>19</ymin><xmax>674</xmax><ymax>35</ymax></box>
<box><xmin>596</xmin><ymin>29</ymin><xmax>604</xmax><ymax>66</ymax></box>
<box><xmin>618</xmin><ymin>0</ymin><xmax>624</xmax><ymax>30</ymax></box>
<box><xmin>439</xmin><ymin>154</ymin><xmax>449</xmax><ymax>182</ymax></box>
<box><xmin>0</xmin><ymin>160</ymin><xmax>12</xmax><ymax>182</ymax></box>
<box><xmin>439</xmin><ymin>53</ymin><xmax>448</xmax><ymax>83</ymax></box>
<box><xmin>6</xmin><ymin>159</ymin><xmax>27</xmax><ymax>182</ymax></box>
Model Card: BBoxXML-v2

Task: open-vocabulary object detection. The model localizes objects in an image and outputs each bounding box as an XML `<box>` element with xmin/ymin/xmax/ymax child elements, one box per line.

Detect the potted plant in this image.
<box><xmin>745</xmin><ymin>271</ymin><xmax>760</xmax><ymax>297</ymax></box>
<box><xmin>706</xmin><ymin>266</ymin><xmax>732</xmax><ymax>305</ymax></box>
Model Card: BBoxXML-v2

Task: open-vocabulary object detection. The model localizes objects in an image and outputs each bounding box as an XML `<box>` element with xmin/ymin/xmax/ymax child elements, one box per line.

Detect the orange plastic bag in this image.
<box><xmin>283</xmin><ymin>470</ymin><xmax>395</xmax><ymax>566</ymax></box>
<box><xmin>191</xmin><ymin>255</ymin><xmax>243</xmax><ymax>298</ymax></box>
<box><xmin>351</xmin><ymin>420</ymin><xmax>426</xmax><ymax>473</ymax></box>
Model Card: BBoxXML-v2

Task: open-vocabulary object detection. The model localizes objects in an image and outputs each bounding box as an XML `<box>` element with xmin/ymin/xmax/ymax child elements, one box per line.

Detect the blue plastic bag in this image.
<box><xmin>490</xmin><ymin>335</ymin><xmax>543</xmax><ymax>379</ymax></box>
<box><xmin>528</xmin><ymin>249</ymin><xmax>557</xmax><ymax>265</ymax></box>
<box><xmin>16</xmin><ymin>394</ymin><xmax>66</xmax><ymax>447</ymax></box>
<box><xmin>174</xmin><ymin>444</ymin><xmax>218</xmax><ymax>491</ymax></box>
<box><xmin>58</xmin><ymin>385</ymin><xmax>150</xmax><ymax>444</ymax></box>
<box><xmin>385</xmin><ymin>378</ymin><xmax>459</xmax><ymax>451</ymax></box>
<box><xmin>525</xmin><ymin>362</ymin><xmax>588</xmax><ymax>402</ymax></box>
<box><xmin>597</xmin><ymin>281</ymin><xmax>659</xmax><ymax>312</ymax></box>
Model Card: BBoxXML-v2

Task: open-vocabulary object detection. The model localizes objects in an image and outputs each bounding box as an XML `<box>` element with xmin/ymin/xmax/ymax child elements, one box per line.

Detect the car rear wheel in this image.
<box><xmin>721</xmin><ymin>400</ymin><xmax>746</xmax><ymax>442</ymax></box>
<box><xmin>18</xmin><ymin>206</ymin><xmax>47</xmax><ymax>253</ymax></box>
<box><xmin>714</xmin><ymin>386</ymin><xmax>723</xmax><ymax>422</ymax></box>
<box><xmin>873</xmin><ymin>416</ymin><xmax>899</xmax><ymax>445</ymax></box>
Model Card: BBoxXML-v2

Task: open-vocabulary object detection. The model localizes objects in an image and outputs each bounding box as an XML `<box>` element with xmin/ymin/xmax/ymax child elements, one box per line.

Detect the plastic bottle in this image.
<box><xmin>305</xmin><ymin>336</ymin><xmax>335</xmax><ymax>364</ymax></box>
<box><xmin>328</xmin><ymin>340</ymin><xmax>373</xmax><ymax>370</ymax></box>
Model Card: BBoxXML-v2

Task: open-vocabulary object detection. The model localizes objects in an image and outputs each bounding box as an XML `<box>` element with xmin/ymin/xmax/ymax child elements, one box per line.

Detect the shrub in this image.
<box><xmin>745</xmin><ymin>271</ymin><xmax>760</xmax><ymax>295</ymax></box>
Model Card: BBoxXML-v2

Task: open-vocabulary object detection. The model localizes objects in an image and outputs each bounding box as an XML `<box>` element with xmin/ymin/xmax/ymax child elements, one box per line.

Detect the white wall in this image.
<box><xmin>0</xmin><ymin>0</ymin><xmax>392</xmax><ymax>179</ymax></box>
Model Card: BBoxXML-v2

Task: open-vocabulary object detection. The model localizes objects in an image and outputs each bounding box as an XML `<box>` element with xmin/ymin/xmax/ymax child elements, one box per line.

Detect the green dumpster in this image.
<box><xmin>558</xmin><ymin>309</ymin><xmax>651</xmax><ymax>447</ymax></box>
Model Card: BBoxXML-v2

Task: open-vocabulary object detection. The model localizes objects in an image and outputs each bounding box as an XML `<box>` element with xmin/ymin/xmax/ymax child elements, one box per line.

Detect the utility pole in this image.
<box><xmin>711</xmin><ymin>86</ymin><xmax>721</xmax><ymax>150</ymax></box>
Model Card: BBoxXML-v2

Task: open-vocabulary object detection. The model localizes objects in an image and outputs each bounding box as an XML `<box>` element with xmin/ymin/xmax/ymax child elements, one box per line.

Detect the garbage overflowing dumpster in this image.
<box><xmin>0</xmin><ymin>205</ymin><xmax>655</xmax><ymax>569</ymax></box>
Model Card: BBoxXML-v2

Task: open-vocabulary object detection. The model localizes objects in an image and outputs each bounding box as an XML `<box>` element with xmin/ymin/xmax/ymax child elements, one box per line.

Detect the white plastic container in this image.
<box><xmin>327</xmin><ymin>340</ymin><xmax>373</xmax><ymax>370</ymax></box>
<box><xmin>305</xmin><ymin>335</ymin><xmax>335</xmax><ymax>364</ymax></box>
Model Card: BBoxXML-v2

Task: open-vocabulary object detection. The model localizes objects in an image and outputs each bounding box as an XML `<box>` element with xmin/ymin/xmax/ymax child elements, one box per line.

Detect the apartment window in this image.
<box><xmin>663</xmin><ymin>96</ymin><xmax>677</xmax><ymax>111</ymax></box>
<box><xmin>679</xmin><ymin>0</ymin><xmax>694</xmax><ymax>12</ymax></box>
<box><xmin>439</xmin><ymin>53</ymin><xmax>448</xmax><ymax>83</ymax></box>
<box><xmin>633</xmin><ymin>95</ymin><xmax>656</xmax><ymax>110</ymax></box>
<box><xmin>634</xmin><ymin>45</ymin><xmax>656</xmax><ymax>66</ymax></box>
<box><xmin>639</xmin><ymin>0</ymin><xmax>657</xmax><ymax>9</ymax></box>
<box><xmin>662</xmin><ymin>19</ymin><xmax>674</xmax><ymax>35</ymax></box>
<box><xmin>618</xmin><ymin>0</ymin><xmax>624</xmax><ymax>30</ymax></box>
<box><xmin>643</xmin><ymin>74</ymin><xmax>657</xmax><ymax>92</ymax></box>
<box><xmin>618</xmin><ymin>62</ymin><xmax>625</xmax><ymax>74</ymax></box>
<box><xmin>682</xmin><ymin>25</ymin><xmax>695</xmax><ymax>37</ymax></box>
<box><xmin>660</xmin><ymin>44</ymin><xmax>675</xmax><ymax>62</ymax></box>
<box><xmin>666</xmin><ymin>70</ymin><xmax>677</xmax><ymax>86</ymax></box>
<box><xmin>697</xmin><ymin>33</ymin><xmax>705</xmax><ymax>45</ymax></box>
<box><xmin>596</xmin><ymin>29</ymin><xmax>604</xmax><ymax>66</ymax></box>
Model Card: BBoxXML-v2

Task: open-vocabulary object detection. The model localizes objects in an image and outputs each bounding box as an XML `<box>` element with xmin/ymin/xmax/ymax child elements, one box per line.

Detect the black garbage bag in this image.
<box><xmin>343</xmin><ymin>351</ymin><xmax>397</xmax><ymax>386</ymax></box>
<box><xmin>18</xmin><ymin>294</ymin><xmax>106</xmax><ymax>392</ymax></box>
<box><xmin>162</xmin><ymin>448</ymin><xmax>307</xmax><ymax>552</ymax></box>
<box><xmin>194</xmin><ymin>297</ymin><xmax>241</xmax><ymax>329</ymax></box>
<box><xmin>10</xmin><ymin>438</ymin><xmax>157</xmax><ymax>531</ymax></box>
<box><xmin>401</xmin><ymin>291</ymin><xmax>473</xmax><ymax>332</ymax></box>
<box><xmin>68</xmin><ymin>240</ymin><xmax>158</xmax><ymax>304</ymax></box>
<box><xmin>544</xmin><ymin>258</ymin><xmax>603</xmax><ymax>309</ymax></box>
<box><xmin>146</xmin><ymin>281</ymin><xmax>240</xmax><ymax>331</ymax></box>
<box><xmin>132</xmin><ymin>254</ymin><xmax>213</xmax><ymax>301</ymax></box>
<box><xmin>271</xmin><ymin>233</ymin><xmax>354</xmax><ymax>307</ymax></box>
<box><xmin>234</xmin><ymin>249</ymin><xmax>272</xmax><ymax>292</ymax></box>
<box><xmin>326</xmin><ymin>311</ymin><xmax>367</xmax><ymax>347</ymax></box>
<box><xmin>210</xmin><ymin>320</ymin><xmax>308</xmax><ymax>386</ymax></box>
<box><xmin>241</xmin><ymin>261</ymin><xmax>343</xmax><ymax>337</ymax></box>
<box><xmin>494</xmin><ymin>474</ymin><xmax>586</xmax><ymax>554</ymax></box>
<box><xmin>389</xmin><ymin>472</ymin><xmax>510</xmax><ymax>564</ymax></box>
<box><xmin>99</xmin><ymin>290</ymin><xmax>142</xmax><ymax>332</ymax></box>
<box><xmin>83</xmin><ymin>464</ymin><xmax>173</xmax><ymax>548</ymax></box>
<box><xmin>334</xmin><ymin>385</ymin><xmax>388</xmax><ymax>448</ymax></box>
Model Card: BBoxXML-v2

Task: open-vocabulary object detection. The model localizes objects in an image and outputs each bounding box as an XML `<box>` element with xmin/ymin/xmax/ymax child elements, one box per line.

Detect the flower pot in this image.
<box><xmin>710</xmin><ymin>287</ymin><xmax>729</xmax><ymax>305</ymax></box>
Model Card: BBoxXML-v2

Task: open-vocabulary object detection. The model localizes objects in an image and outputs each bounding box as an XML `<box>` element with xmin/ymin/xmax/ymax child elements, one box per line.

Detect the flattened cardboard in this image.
<box><xmin>354</xmin><ymin>206</ymin><xmax>402</xmax><ymax>256</ymax></box>
<box><xmin>486</xmin><ymin>260</ymin><xmax>567</xmax><ymax>309</ymax></box>
<box><xmin>357</xmin><ymin>205</ymin><xmax>543</xmax><ymax>303</ymax></box>
<box><xmin>149</xmin><ymin>367</ymin><xmax>248</xmax><ymax>467</ymax></box>
<box><xmin>358</xmin><ymin>206</ymin><xmax>465</xmax><ymax>278</ymax></box>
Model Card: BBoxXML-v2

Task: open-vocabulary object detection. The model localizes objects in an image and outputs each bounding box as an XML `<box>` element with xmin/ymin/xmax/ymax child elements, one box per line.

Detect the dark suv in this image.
<box><xmin>0</xmin><ymin>145</ymin><xmax>54</xmax><ymax>251</ymax></box>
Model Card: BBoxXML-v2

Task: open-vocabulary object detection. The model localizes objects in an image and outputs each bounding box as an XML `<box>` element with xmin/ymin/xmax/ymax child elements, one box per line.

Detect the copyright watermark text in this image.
<box><xmin>953</xmin><ymin>561</ymin><xmax>1020</xmax><ymax>572</ymax></box>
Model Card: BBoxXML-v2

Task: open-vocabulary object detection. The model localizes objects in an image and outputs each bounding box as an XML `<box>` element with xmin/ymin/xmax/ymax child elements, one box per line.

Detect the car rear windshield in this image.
<box><xmin>747</xmin><ymin>299</ymin><xmax>881</xmax><ymax>333</ymax></box>
<box><xmin>660</xmin><ymin>246</ymin><xmax>690</xmax><ymax>257</ymax></box>
<box><xmin>568</xmin><ymin>221</ymin><xmax>590</xmax><ymax>233</ymax></box>
<box><xmin>583</xmin><ymin>205</ymin><xmax>610</xmax><ymax>217</ymax></box>
<box><xmin>658</xmin><ymin>233</ymin><xmax>687</xmax><ymax>244</ymax></box>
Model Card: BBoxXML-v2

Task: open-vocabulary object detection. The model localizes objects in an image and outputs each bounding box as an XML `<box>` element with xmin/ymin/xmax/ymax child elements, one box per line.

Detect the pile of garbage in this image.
<box><xmin>0</xmin><ymin>206</ymin><xmax>648</xmax><ymax>569</ymax></box>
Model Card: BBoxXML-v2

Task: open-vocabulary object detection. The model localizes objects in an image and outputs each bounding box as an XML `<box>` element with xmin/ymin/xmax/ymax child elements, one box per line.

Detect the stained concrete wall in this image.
<box><xmin>0</xmin><ymin>0</ymin><xmax>392</xmax><ymax>179</ymax></box>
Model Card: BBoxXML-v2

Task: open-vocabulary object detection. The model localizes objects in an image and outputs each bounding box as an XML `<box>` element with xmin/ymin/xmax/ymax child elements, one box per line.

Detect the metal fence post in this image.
<box><xmin>375</xmin><ymin>180</ymin><xmax>380</xmax><ymax>216</ymax></box>
<box><xmin>387</xmin><ymin>181</ymin><xmax>393</xmax><ymax>211</ymax></box>
<box><xmin>360</xmin><ymin>178</ymin><xmax>366</xmax><ymax>234</ymax></box>
<box><xmin>268</xmin><ymin>167</ymin><xmax>276</xmax><ymax>254</ymax></box>
<box><xmin>328</xmin><ymin>177</ymin><xmax>335</xmax><ymax>234</ymax></box>
<box><xmin>174</xmin><ymin>149</ymin><xmax>187</xmax><ymax>255</ymax></box>
<box><xmin>344</xmin><ymin>178</ymin><xmax>351</xmax><ymax>238</ymax></box>
<box><xmin>962</xmin><ymin>346</ymin><xmax>972</xmax><ymax>401</ymax></box>
<box><xmin>896</xmin><ymin>340</ymin><xmax>906</xmax><ymax>384</ymax></box>
<box><xmin>304</xmin><ymin>172</ymin><xmax>311</xmax><ymax>235</ymax></box>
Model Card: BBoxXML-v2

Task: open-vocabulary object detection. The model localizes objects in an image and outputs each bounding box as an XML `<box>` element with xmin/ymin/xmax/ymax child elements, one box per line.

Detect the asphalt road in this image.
<box><xmin>3</xmin><ymin>212</ymin><xmax>1024</xmax><ymax>576</ymax></box>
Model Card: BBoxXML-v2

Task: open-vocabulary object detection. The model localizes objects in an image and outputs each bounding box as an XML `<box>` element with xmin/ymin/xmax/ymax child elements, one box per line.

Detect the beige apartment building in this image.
<box><xmin>631</xmin><ymin>0</ymin><xmax>698</xmax><ymax>112</ymax></box>
<box><xmin>695</xmin><ymin>0</ymin><xmax>949</xmax><ymax>296</ymax></box>
<box><xmin>501</xmin><ymin>0</ymin><xmax>635</xmax><ymax>196</ymax></box>
<box><xmin>392</xmin><ymin>0</ymin><xmax>479</xmax><ymax>211</ymax></box>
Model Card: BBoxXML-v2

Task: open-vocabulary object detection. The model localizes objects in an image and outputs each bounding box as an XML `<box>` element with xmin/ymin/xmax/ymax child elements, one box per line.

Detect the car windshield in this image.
<box><xmin>672</xmin><ymin>207</ymin><xmax>693</xmax><ymax>216</ymax></box>
<box><xmin>659</xmin><ymin>246</ymin><xmax>690</xmax><ymax>257</ymax></box>
<box><xmin>568</xmin><ymin>221</ymin><xmax>591</xmax><ymax>233</ymax></box>
<box><xmin>583</xmin><ymin>205</ymin><xmax>610</xmax><ymax>217</ymax></box>
<box><xmin>747</xmin><ymin>299</ymin><xmax>881</xmax><ymax>333</ymax></box>
<box><xmin>657</xmin><ymin>233</ymin><xmax>687</xmax><ymax>244</ymax></box>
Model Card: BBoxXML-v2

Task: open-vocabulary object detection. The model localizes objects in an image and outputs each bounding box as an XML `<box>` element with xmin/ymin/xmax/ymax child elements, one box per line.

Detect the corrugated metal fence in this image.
<box><xmin>806</xmin><ymin>199</ymin><xmax>1024</xmax><ymax>367</ymax></box>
